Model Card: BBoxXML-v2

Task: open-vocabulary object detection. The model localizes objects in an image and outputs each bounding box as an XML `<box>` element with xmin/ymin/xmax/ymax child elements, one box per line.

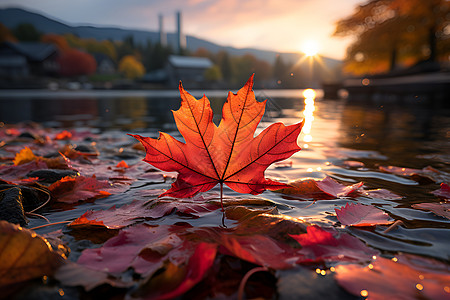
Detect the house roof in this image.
<box><xmin>1</xmin><ymin>41</ymin><xmax>57</xmax><ymax>62</ymax></box>
<box><xmin>168</xmin><ymin>55</ymin><xmax>213</xmax><ymax>69</ymax></box>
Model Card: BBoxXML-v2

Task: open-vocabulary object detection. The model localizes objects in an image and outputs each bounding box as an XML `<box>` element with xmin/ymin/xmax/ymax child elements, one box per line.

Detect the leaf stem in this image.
<box><xmin>237</xmin><ymin>266</ymin><xmax>269</xmax><ymax>300</ymax></box>
<box><xmin>220</xmin><ymin>182</ymin><xmax>224</xmax><ymax>211</ymax></box>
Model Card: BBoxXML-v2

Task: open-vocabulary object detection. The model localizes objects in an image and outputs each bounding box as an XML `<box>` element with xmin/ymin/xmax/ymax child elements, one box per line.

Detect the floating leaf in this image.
<box><xmin>335</xmin><ymin>202</ymin><xmax>394</xmax><ymax>227</ymax></box>
<box><xmin>412</xmin><ymin>202</ymin><xmax>450</xmax><ymax>220</ymax></box>
<box><xmin>130</xmin><ymin>75</ymin><xmax>304</xmax><ymax>200</ymax></box>
<box><xmin>290</xmin><ymin>225</ymin><xmax>377</xmax><ymax>264</ymax></box>
<box><xmin>315</xmin><ymin>176</ymin><xmax>363</xmax><ymax>198</ymax></box>
<box><xmin>431</xmin><ymin>183</ymin><xmax>450</xmax><ymax>199</ymax></box>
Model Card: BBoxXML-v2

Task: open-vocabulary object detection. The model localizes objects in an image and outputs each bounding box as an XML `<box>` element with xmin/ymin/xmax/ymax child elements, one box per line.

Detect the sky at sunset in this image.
<box><xmin>0</xmin><ymin>0</ymin><xmax>364</xmax><ymax>59</ymax></box>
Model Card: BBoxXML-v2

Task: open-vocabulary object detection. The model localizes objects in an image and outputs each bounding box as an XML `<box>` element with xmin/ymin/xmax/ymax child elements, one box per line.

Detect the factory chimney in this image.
<box><xmin>158</xmin><ymin>14</ymin><xmax>166</xmax><ymax>46</ymax></box>
<box><xmin>176</xmin><ymin>11</ymin><xmax>186</xmax><ymax>54</ymax></box>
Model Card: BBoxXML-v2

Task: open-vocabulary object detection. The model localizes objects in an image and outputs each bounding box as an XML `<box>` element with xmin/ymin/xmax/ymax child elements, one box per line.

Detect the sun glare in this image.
<box><xmin>301</xmin><ymin>40</ymin><xmax>319</xmax><ymax>57</ymax></box>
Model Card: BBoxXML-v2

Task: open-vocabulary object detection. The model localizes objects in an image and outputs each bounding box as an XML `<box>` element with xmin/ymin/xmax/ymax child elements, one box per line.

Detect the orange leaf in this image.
<box><xmin>130</xmin><ymin>75</ymin><xmax>304</xmax><ymax>198</ymax></box>
<box><xmin>116</xmin><ymin>160</ymin><xmax>129</xmax><ymax>168</ymax></box>
<box><xmin>0</xmin><ymin>221</ymin><xmax>65</xmax><ymax>287</ymax></box>
<box><xmin>13</xmin><ymin>147</ymin><xmax>37</xmax><ymax>166</ymax></box>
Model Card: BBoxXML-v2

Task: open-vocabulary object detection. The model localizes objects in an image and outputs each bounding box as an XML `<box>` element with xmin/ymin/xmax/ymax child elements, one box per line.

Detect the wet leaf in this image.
<box><xmin>48</xmin><ymin>175</ymin><xmax>111</xmax><ymax>203</ymax></box>
<box><xmin>137</xmin><ymin>242</ymin><xmax>217</xmax><ymax>300</ymax></box>
<box><xmin>412</xmin><ymin>202</ymin><xmax>450</xmax><ymax>220</ymax></box>
<box><xmin>290</xmin><ymin>225</ymin><xmax>377</xmax><ymax>264</ymax></box>
<box><xmin>130</xmin><ymin>75</ymin><xmax>304</xmax><ymax>198</ymax></box>
<box><xmin>335</xmin><ymin>202</ymin><xmax>394</xmax><ymax>227</ymax></box>
<box><xmin>361</xmin><ymin>188</ymin><xmax>402</xmax><ymax>200</ymax></box>
<box><xmin>315</xmin><ymin>176</ymin><xmax>363</xmax><ymax>198</ymax></box>
<box><xmin>432</xmin><ymin>182</ymin><xmax>450</xmax><ymax>199</ymax></box>
<box><xmin>0</xmin><ymin>221</ymin><xmax>65</xmax><ymax>287</ymax></box>
<box><xmin>335</xmin><ymin>254</ymin><xmax>450</xmax><ymax>300</ymax></box>
<box><xmin>77</xmin><ymin>224</ymin><xmax>187</xmax><ymax>276</ymax></box>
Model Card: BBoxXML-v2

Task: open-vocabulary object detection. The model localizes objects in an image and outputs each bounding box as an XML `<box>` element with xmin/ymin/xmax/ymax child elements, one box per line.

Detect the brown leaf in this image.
<box><xmin>0</xmin><ymin>221</ymin><xmax>65</xmax><ymax>287</ymax></box>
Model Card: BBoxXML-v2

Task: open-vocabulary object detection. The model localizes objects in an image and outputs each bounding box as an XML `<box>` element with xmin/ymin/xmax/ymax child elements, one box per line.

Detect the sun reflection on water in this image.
<box><xmin>301</xmin><ymin>88</ymin><xmax>316</xmax><ymax>147</ymax></box>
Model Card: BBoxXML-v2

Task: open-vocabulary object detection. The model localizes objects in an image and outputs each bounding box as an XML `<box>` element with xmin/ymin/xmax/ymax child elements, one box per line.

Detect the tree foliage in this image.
<box><xmin>12</xmin><ymin>23</ymin><xmax>41</xmax><ymax>42</ymax></box>
<box><xmin>41</xmin><ymin>34</ymin><xmax>70</xmax><ymax>52</ymax></box>
<box><xmin>58</xmin><ymin>49</ymin><xmax>97</xmax><ymax>76</ymax></box>
<box><xmin>334</xmin><ymin>0</ymin><xmax>450</xmax><ymax>75</ymax></box>
<box><xmin>118</xmin><ymin>55</ymin><xmax>145</xmax><ymax>79</ymax></box>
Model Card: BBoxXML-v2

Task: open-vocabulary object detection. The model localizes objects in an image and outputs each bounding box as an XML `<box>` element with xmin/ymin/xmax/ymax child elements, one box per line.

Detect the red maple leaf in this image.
<box><xmin>130</xmin><ymin>75</ymin><xmax>304</xmax><ymax>204</ymax></box>
<box><xmin>335</xmin><ymin>202</ymin><xmax>394</xmax><ymax>227</ymax></box>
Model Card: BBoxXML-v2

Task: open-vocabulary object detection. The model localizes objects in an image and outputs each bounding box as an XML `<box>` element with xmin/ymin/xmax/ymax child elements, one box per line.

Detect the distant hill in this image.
<box><xmin>0</xmin><ymin>7</ymin><xmax>342</xmax><ymax>80</ymax></box>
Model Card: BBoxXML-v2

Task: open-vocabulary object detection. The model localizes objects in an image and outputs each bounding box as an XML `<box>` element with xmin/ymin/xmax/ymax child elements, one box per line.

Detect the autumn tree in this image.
<box><xmin>334</xmin><ymin>0</ymin><xmax>450</xmax><ymax>75</ymax></box>
<box><xmin>58</xmin><ymin>49</ymin><xmax>97</xmax><ymax>76</ymax></box>
<box><xmin>41</xmin><ymin>34</ymin><xmax>70</xmax><ymax>52</ymax></box>
<box><xmin>119</xmin><ymin>55</ymin><xmax>145</xmax><ymax>79</ymax></box>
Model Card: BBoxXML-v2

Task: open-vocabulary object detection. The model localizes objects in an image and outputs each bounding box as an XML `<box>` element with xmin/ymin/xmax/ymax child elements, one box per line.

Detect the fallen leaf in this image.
<box><xmin>275</xmin><ymin>177</ymin><xmax>364</xmax><ymax>199</ymax></box>
<box><xmin>432</xmin><ymin>183</ymin><xmax>450</xmax><ymax>199</ymax></box>
<box><xmin>219</xmin><ymin>234</ymin><xmax>297</xmax><ymax>270</ymax></box>
<box><xmin>379</xmin><ymin>165</ymin><xmax>450</xmax><ymax>184</ymax></box>
<box><xmin>335</xmin><ymin>202</ymin><xmax>394</xmax><ymax>227</ymax></box>
<box><xmin>49</xmin><ymin>175</ymin><xmax>111</xmax><ymax>203</ymax></box>
<box><xmin>412</xmin><ymin>202</ymin><xmax>450</xmax><ymax>220</ymax></box>
<box><xmin>146</xmin><ymin>242</ymin><xmax>217</xmax><ymax>300</ymax></box>
<box><xmin>274</xmin><ymin>179</ymin><xmax>332</xmax><ymax>199</ymax></box>
<box><xmin>77</xmin><ymin>224</ymin><xmax>186</xmax><ymax>276</ymax></box>
<box><xmin>13</xmin><ymin>147</ymin><xmax>37</xmax><ymax>166</ymax></box>
<box><xmin>290</xmin><ymin>225</ymin><xmax>377</xmax><ymax>264</ymax></box>
<box><xmin>361</xmin><ymin>188</ymin><xmax>402</xmax><ymax>200</ymax></box>
<box><xmin>0</xmin><ymin>220</ymin><xmax>65</xmax><ymax>287</ymax></box>
<box><xmin>335</xmin><ymin>254</ymin><xmax>450</xmax><ymax>300</ymax></box>
<box><xmin>315</xmin><ymin>176</ymin><xmax>363</xmax><ymax>198</ymax></box>
<box><xmin>69</xmin><ymin>198</ymin><xmax>219</xmax><ymax>230</ymax></box>
<box><xmin>130</xmin><ymin>75</ymin><xmax>304</xmax><ymax>199</ymax></box>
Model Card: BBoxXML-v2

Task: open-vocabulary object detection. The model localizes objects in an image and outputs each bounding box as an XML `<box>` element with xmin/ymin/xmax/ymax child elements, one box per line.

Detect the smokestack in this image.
<box><xmin>159</xmin><ymin>14</ymin><xmax>166</xmax><ymax>46</ymax></box>
<box><xmin>176</xmin><ymin>11</ymin><xmax>186</xmax><ymax>54</ymax></box>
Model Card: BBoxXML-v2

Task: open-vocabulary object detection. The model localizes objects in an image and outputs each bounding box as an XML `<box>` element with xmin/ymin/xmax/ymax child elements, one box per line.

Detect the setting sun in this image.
<box><xmin>301</xmin><ymin>40</ymin><xmax>319</xmax><ymax>57</ymax></box>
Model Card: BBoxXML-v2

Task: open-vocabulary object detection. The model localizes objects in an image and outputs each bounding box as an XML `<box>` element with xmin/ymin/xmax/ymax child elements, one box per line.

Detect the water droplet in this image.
<box><xmin>360</xmin><ymin>289</ymin><xmax>368</xmax><ymax>297</ymax></box>
<box><xmin>329</xmin><ymin>267</ymin><xmax>335</xmax><ymax>272</ymax></box>
<box><xmin>320</xmin><ymin>270</ymin><xmax>326</xmax><ymax>276</ymax></box>
<box><xmin>58</xmin><ymin>289</ymin><xmax>65</xmax><ymax>296</ymax></box>
<box><xmin>392</xmin><ymin>257</ymin><xmax>398</xmax><ymax>262</ymax></box>
<box><xmin>416</xmin><ymin>283</ymin><xmax>424</xmax><ymax>291</ymax></box>
<box><xmin>315</xmin><ymin>268</ymin><xmax>321</xmax><ymax>274</ymax></box>
<box><xmin>368</xmin><ymin>264</ymin><xmax>374</xmax><ymax>269</ymax></box>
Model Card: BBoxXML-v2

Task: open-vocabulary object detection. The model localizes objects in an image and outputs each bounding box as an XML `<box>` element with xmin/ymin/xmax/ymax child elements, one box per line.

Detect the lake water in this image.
<box><xmin>0</xmin><ymin>88</ymin><xmax>449</xmax><ymax>298</ymax></box>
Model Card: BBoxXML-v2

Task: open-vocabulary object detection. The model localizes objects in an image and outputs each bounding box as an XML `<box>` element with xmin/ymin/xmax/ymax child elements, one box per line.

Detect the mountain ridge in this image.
<box><xmin>0</xmin><ymin>6</ymin><xmax>342</xmax><ymax>69</ymax></box>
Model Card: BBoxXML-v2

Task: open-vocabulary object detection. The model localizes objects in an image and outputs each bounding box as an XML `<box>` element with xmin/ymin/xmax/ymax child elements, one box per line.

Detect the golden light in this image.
<box><xmin>301</xmin><ymin>40</ymin><xmax>319</xmax><ymax>57</ymax></box>
<box><xmin>303</xmin><ymin>88</ymin><xmax>316</xmax><ymax>99</ymax></box>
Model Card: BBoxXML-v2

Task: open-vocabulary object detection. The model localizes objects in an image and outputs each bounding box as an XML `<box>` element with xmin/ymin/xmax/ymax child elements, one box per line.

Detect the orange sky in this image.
<box><xmin>0</xmin><ymin>0</ymin><xmax>363</xmax><ymax>59</ymax></box>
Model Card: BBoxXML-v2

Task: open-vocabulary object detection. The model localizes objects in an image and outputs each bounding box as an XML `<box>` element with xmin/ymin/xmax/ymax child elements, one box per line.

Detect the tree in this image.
<box><xmin>204</xmin><ymin>65</ymin><xmax>222</xmax><ymax>81</ymax></box>
<box><xmin>217</xmin><ymin>51</ymin><xmax>233</xmax><ymax>83</ymax></box>
<box><xmin>334</xmin><ymin>0</ymin><xmax>450</xmax><ymax>75</ymax></box>
<box><xmin>119</xmin><ymin>55</ymin><xmax>145</xmax><ymax>79</ymax></box>
<box><xmin>12</xmin><ymin>23</ymin><xmax>41</xmax><ymax>42</ymax></box>
<box><xmin>41</xmin><ymin>34</ymin><xmax>70</xmax><ymax>52</ymax></box>
<box><xmin>58</xmin><ymin>49</ymin><xmax>97</xmax><ymax>76</ymax></box>
<box><xmin>273</xmin><ymin>54</ymin><xmax>288</xmax><ymax>85</ymax></box>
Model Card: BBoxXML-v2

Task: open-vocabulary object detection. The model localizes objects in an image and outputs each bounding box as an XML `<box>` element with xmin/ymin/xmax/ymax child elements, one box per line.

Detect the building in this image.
<box><xmin>165</xmin><ymin>55</ymin><xmax>213</xmax><ymax>87</ymax></box>
<box><xmin>0</xmin><ymin>41</ymin><xmax>59</xmax><ymax>79</ymax></box>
